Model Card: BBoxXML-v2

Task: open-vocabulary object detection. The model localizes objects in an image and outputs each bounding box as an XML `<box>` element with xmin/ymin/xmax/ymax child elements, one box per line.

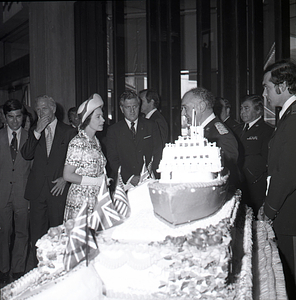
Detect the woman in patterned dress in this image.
<box><xmin>63</xmin><ymin>94</ymin><xmax>107</xmax><ymax>221</ymax></box>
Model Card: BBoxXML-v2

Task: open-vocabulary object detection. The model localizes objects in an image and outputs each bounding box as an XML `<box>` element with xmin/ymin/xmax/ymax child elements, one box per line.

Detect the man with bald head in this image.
<box><xmin>181</xmin><ymin>87</ymin><xmax>239</xmax><ymax>188</ymax></box>
<box><xmin>21</xmin><ymin>95</ymin><xmax>76</xmax><ymax>266</ymax></box>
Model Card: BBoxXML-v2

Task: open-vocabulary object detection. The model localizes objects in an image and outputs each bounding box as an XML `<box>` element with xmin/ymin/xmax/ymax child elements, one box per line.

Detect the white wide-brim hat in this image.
<box><xmin>77</xmin><ymin>93</ymin><xmax>104</xmax><ymax>123</ymax></box>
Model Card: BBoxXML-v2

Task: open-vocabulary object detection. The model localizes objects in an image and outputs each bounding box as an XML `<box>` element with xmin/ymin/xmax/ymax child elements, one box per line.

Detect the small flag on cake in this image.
<box><xmin>88</xmin><ymin>174</ymin><xmax>123</xmax><ymax>231</ymax></box>
<box><xmin>113</xmin><ymin>166</ymin><xmax>130</xmax><ymax>218</ymax></box>
<box><xmin>147</xmin><ymin>156</ymin><xmax>155</xmax><ymax>179</ymax></box>
<box><xmin>139</xmin><ymin>156</ymin><xmax>154</xmax><ymax>183</ymax></box>
<box><xmin>63</xmin><ymin>202</ymin><xmax>98</xmax><ymax>271</ymax></box>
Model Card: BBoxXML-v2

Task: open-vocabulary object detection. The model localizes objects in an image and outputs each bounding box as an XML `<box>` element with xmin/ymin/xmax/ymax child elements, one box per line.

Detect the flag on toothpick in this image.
<box><xmin>63</xmin><ymin>202</ymin><xmax>98</xmax><ymax>271</ymax></box>
<box><xmin>139</xmin><ymin>156</ymin><xmax>154</xmax><ymax>183</ymax></box>
<box><xmin>88</xmin><ymin>174</ymin><xmax>123</xmax><ymax>231</ymax></box>
<box><xmin>147</xmin><ymin>156</ymin><xmax>155</xmax><ymax>179</ymax></box>
<box><xmin>113</xmin><ymin>166</ymin><xmax>130</xmax><ymax>218</ymax></box>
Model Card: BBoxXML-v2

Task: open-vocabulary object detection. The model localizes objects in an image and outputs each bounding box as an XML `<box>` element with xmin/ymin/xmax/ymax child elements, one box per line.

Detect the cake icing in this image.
<box><xmin>149</xmin><ymin>123</ymin><xmax>229</xmax><ymax>226</ymax></box>
<box><xmin>1</xmin><ymin>185</ymin><xmax>286</xmax><ymax>299</ymax></box>
<box><xmin>158</xmin><ymin>125</ymin><xmax>222</xmax><ymax>183</ymax></box>
<box><xmin>93</xmin><ymin>186</ymin><xmax>251</xmax><ymax>299</ymax></box>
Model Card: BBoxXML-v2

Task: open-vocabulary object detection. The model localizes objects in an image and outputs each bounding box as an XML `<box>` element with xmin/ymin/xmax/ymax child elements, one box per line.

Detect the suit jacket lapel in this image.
<box><xmin>270</xmin><ymin>101</ymin><xmax>296</xmax><ymax>141</ymax></box>
<box><xmin>48</xmin><ymin>121</ymin><xmax>62</xmax><ymax>158</ymax></box>
<box><xmin>122</xmin><ymin>120</ymin><xmax>134</xmax><ymax>141</ymax></box>
<box><xmin>134</xmin><ymin>118</ymin><xmax>145</xmax><ymax>146</ymax></box>
<box><xmin>19</xmin><ymin>128</ymin><xmax>28</xmax><ymax>149</ymax></box>
<box><xmin>14</xmin><ymin>128</ymin><xmax>28</xmax><ymax>165</ymax></box>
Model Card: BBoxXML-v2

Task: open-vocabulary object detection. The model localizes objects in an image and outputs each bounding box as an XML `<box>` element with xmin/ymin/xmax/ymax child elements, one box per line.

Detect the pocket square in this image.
<box><xmin>144</xmin><ymin>135</ymin><xmax>151</xmax><ymax>139</ymax></box>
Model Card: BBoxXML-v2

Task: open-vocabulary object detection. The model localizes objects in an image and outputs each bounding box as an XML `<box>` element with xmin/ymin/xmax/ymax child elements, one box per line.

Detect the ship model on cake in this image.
<box><xmin>149</xmin><ymin>109</ymin><xmax>229</xmax><ymax>226</ymax></box>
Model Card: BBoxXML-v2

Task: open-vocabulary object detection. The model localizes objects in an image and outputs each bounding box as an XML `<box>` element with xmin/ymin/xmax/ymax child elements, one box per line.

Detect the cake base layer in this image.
<box><xmin>149</xmin><ymin>175</ymin><xmax>228</xmax><ymax>226</ymax></box>
<box><xmin>253</xmin><ymin>221</ymin><xmax>288</xmax><ymax>299</ymax></box>
<box><xmin>94</xmin><ymin>198</ymin><xmax>253</xmax><ymax>299</ymax></box>
<box><xmin>0</xmin><ymin>263</ymin><xmax>104</xmax><ymax>300</ymax></box>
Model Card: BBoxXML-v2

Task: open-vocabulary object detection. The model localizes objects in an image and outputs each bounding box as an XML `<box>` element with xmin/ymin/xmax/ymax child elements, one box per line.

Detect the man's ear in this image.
<box><xmin>120</xmin><ymin>106</ymin><xmax>124</xmax><ymax>114</ymax></box>
<box><xmin>279</xmin><ymin>81</ymin><xmax>287</xmax><ymax>93</ymax></box>
<box><xmin>200</xmin><ymin>100</ymin><xmax>207</xmax><ymax>113</ymax></box>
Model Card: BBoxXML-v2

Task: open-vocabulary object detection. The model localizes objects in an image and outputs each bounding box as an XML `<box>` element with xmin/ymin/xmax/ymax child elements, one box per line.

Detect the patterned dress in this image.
<box><xmin>63</xmin><ymin>130</ymin><xmax>107</xmax><ymax>221</ymax></box>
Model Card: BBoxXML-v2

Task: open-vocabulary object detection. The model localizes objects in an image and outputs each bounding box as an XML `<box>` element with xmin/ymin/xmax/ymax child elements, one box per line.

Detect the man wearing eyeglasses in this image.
<box><xmin>106</xmin><ymin>90</ymin><xmax>162</xmax><ymax>188</ymax></box>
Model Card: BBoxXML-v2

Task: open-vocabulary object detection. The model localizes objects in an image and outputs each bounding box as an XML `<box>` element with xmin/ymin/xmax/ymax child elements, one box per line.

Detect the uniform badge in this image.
<box><xmin>247</xmin><ymin>136</ymin><xmax>258</xmax><ymax>140</ymax></box>
<box><xmin>214</xmin><ymin>122</ymin><xmax>228</xmax><ymax>135</ymax></box>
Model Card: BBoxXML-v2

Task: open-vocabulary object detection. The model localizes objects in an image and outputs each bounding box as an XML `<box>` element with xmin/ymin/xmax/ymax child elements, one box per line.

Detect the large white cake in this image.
<box><xmin>92</xmin><ymin>182</ymin><xmax>253</xmax><ymax>299</ymax></box>
<box><xmin>0</xmin><ymin>121</ymin><xmax>287</xmax><ymax>299</ymax></box>
<box><xmin>0</xmin><ymin>182</ymin><xmax>287</xmax><ymax>299</ymax></box>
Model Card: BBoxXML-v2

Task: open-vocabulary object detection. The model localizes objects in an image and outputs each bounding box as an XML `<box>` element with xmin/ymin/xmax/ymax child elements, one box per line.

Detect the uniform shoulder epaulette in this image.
<box><xmin>214</xmin><ymin>122</ymin><xmax>229</xmax><ymax>135</ymax></box>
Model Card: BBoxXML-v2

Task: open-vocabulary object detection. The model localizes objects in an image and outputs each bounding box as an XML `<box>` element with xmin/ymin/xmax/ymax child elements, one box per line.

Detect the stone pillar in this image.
<box><xmin>29</xmin><ymin>1</ymin><xmax>75</xmax><ymax>123</ymax></box>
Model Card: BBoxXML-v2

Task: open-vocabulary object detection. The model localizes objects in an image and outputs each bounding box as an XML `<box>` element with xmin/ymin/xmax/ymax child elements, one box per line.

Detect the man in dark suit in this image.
<box><xmin>213</xmin><ymin>97</ymin><xmax>239</xmax><ymax>132</ymax></box>
<box><xmin>234</xmin><ymin>95</ymin><xmax>274</xmax><ymax>217</ymax></box>
<box><xmin>67</xmin><ymin>106</ymin><xmax>80</xmax><ymax>129</ymax></box>
<box><xmin>260</xmin><ymin>60</ymin><xmax>296</xmax><ymax>299</ymax></box>
<box><xmin>0</xmin><ymin>99</ymin><xmax>31</xmax><ymax>283</ymax></box>
<box><xmin>181</xmin><ymin>87</ymin><xmax>239</xmax><ymax>189</ymax></box>
<box><xmin>139</xmin><ymin>89</ymin><xmax>169</xmax><ymax>148</ymax></box>
<box><xmin>21</xmin><ymin>95</ymin><xmax>76</xmax><ymax>267</ymax></box>
<box><xmin>106</xmin><ymin>90</ymin><xmax>162</xmax><ymax>187</ymax></box>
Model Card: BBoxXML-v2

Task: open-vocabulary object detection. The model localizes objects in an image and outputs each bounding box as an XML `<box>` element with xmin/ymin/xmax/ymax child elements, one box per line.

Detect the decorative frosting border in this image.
<box><xmin>148</xmin><ymin>173</ymin><xmax>229</xmax><ymax>193</ymax></box>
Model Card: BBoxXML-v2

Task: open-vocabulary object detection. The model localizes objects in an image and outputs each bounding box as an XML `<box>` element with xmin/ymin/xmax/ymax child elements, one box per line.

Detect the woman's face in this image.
<box><xmin>88</xmin><ymin>107</ymin><xmax>105</xmax><ymax>132</ymax></box>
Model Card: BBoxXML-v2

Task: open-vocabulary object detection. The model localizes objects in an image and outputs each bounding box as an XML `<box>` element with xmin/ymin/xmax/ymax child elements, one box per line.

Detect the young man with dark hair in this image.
<box><xmin>139</xmin><ymin>89</ymin><xmax>168</xmax><ymax>148</ymax></box>
<box><xmin>260</xmin><ymin>60</ymin><xmax>296</xmax><ymax>299</ymax></box>
<box><xmin>0</xmin><ymin>99</ymin><xmax>31</xmax><ymax>283</ymax></box>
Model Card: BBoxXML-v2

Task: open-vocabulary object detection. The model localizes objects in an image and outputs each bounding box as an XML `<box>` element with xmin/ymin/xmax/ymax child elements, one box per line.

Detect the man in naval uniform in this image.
<box><xmin>213</xmin><ymin>96</ymin><xmax>239</xmax><ymax>133</ymax></box>
<box><xmin>234</xmin><ymin>95</ymin><xmax>274</xmax><ymax>217</ymax></box>
<box><xmin>181</xmin><ymin>87</ymin><xmax>239</xmax><ymax>189</ymax></box>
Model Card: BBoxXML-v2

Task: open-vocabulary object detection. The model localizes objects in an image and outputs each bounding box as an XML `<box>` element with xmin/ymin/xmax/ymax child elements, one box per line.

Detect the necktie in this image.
<box><xmin>10</xmin><ymin>131</ymin><xmax>18</xmax><ymax>163</ymax></box>
<box><xmin>46</xmin><ymin>126</ymin><xmax>53</xmax><ymax>156</ymax></box>
<box><xmin>130</xmin><ymin>122</ymin><xmax>136</xmax><ymax>139</ymax></box>
<box><xmin>240</xmin><ymin>123</ymin><xmax>249</xmax><ymax>138</ymax></box>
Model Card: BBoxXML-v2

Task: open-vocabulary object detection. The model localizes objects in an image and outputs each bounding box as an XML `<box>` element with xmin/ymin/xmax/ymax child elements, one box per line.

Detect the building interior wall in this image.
<box><xmin>0</xmin><ymin>1</ymin><xmax>294</xmax><ymax>134</ymax></box>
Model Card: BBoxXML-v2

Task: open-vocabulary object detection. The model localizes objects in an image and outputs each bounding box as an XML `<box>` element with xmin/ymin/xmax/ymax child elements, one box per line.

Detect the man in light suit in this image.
<box><xmin>21</xmin><ymin>95</ymin><xmax>76</xmax><ymax>267</ymax></box>
<box><xmin>260</xmin><ymin>60</ymin><xmax>296</xmax><ymax>299</ymax></box>
<box><xmin>0</xmin><ymin>99</ymin><xmax>31</xmax><ymax>283</ymax></box>
<box><xmin>106</xmin><ymin>90</ymin><xmax>162</xmax><ymax>187</ymax></box>
<box><xmin>139</xmin><ymin>89</ymin><xmax>169</xmax><ymax>148</ymax></box>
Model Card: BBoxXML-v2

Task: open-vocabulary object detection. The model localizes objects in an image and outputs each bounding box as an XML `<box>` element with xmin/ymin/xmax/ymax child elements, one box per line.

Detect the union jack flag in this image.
<box><xmin>139</xmin><ymin>156</ymin><xmax>155</xmax><ymax>183</ymax></box>
<box><xmin>63</xmin><ymin>202</ymin><xmax>98</xmax><ymax>271</ymax></box>
<box><xmin>88</xmin><ymin>174</ymin><xmax>123</xmax><ymax>231</ymax></box>
<box><xmin>147</xmin><ymin>156</ymin><xmax>155</xmax><ymax>179</ymax></box>
<box><xmin>113</xmin><ymin>166</ymin><xmax>130</xmax><ymax>218</ymax></box>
